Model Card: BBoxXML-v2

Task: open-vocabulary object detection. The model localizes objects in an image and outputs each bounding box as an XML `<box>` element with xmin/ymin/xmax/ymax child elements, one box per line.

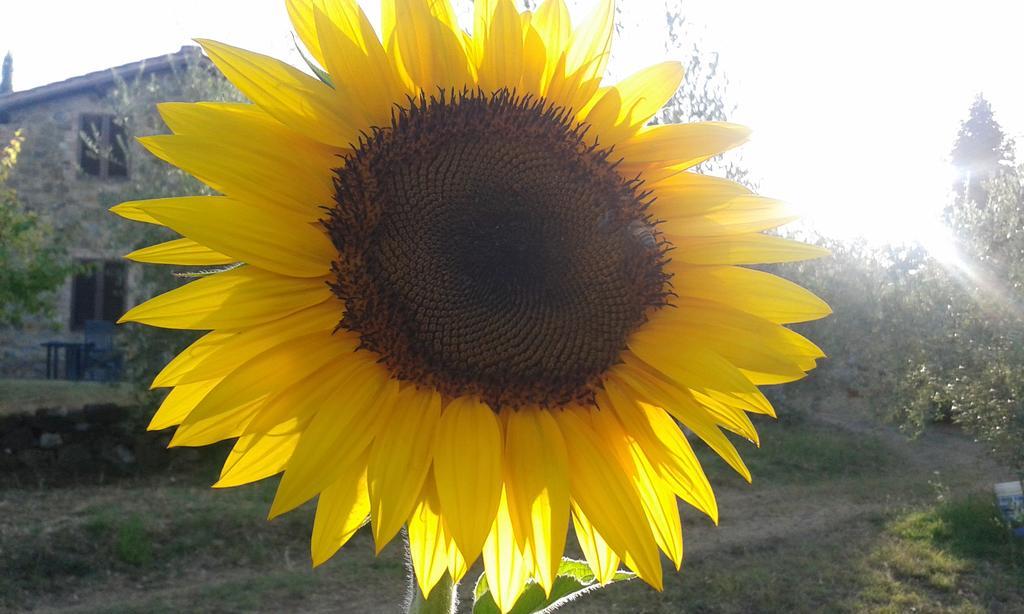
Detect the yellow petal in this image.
<box><xmin>670</xmin><ymin>233</ymin><xmax>831</xmax><ymax>265</ymax></box>
<box><xmin>483</xmin><ymin>487</ymin><xmax>530</xmax><ymax>614</ymax></box>
<box><xmin>196</xmin><ymin>39</ymin><xmax>361</xmax><ymax>148</ymax></box>
<box><xmin>601</xmin><ymin>377</ymin><xmax>718</xmax><ymax>523</ymax></box>
<box><xmin>125</xmin><ymin>238</ymin><xmax>235</xmax><ymax>266</ymax></box>
<box><xmin>551</xmin><ymin>0</ymin><xmax>613</xmax><ymax>112</ymax></box>
<box><xmin>519</xmin><ymin>17</ymin><xmax>547</xmax><ymax>97</ymax></box>
<box><xmin>381</xmin><ymin>0</ymin><xmax>399</xmax><ymax>51</ymax></box>
<box><xmin>446</xmin><ymin>531</ymin><xmax>469</xmax><ymax>584</ymax></box>
<box><xmin>618</xmin><ymin>358</ymin><xmax>753</xmax><ymax>482</ymax></box>
<box><xmin>544</xmin><ymin>54</ymin><xmax>586</xmax><ymax>116</ymax></box>
<box><xmin>242</xmin><ymin>345</ymin><xmax>378</xmax><ymax>435</ymax></box>
<box><xmin>686</xmin><ymin>387</ymin><xmax>761</xmax><ymax>444</ymax></box>
<box><xmin>647</xmin><ymin>172</ymin><xmax>752</xmax><ymax>219</ymax></box>
<box><xmin>554</xmin><ymin>407</ymin><xmax>662</xmax><ymax>589</ymax></box>
<box><xmin>170</xmin><ymin>330</ymin><xmax>359</xmax><ymax>447</ymax></box>
<box><xmin>629</xmin><ymin>321</ymin><xmax>774</xmax><ymax>415</ymax></box>
<box><xmin>157</xmin><ymin>101</ymin><xmax>324</xmax><ymax>146</ymax></box>
<box><xmin>169</xmin><ymin>396</ymin><xmax>264</xmax><ymax>448</ymax></box>
<box><xmin>504</xmin><ymin>407</ymin><xmax>569</xmax><ymax>595</ymax></box>
<box><xmin>110</xmin><ymin>200</ymin><xmax>159</xmax><ymax>225</ymax></box>
<box><xmin>660</xmin><ymin>197</ymin><xmax>796</xmax><ymax>238</ymax></box>
<box><xmin>564</xmin><ymin>0</ymin><xmax>613</xmax><ymax>78</ymax></box>
<box><xmin>571</xmin><ymin>503</ymin><xmax>620</xmax><ymax>584</ymax></box>
<box><xmin>387</xmin><ymin>0</ymin><xmax>474</xmax><ymax>93</ymax></box>
<box><xmin>610</xmin><ymin>61</ymin><xmax>683</xmax><ymax>128</ymax></box>
<box><xmin>646</xmin><ymin>297</ymin><xmax>821</xmax><ymax>383</ymax></box>
<box><xmin>152</xmin><ymin>299</ymin><xmax>342</xmax><ymax>388</ymax></box>
<box><xmin>119</xmin><ymin>266</ymin><xmax>330</xmax><ymax>330</ymax></box>
<box><xmin>215</xmin><ymin>416</ymin><xmax>306</xmax><ymax>488</ymax></box>
<box><xmin>155</xmin><ymin>103</ymin><xmax>343</xmax><ymax>216</ymax></box>
<box><xmin>313</xmin><ymin>1</ymin><xmax>407</xmax><ymax>127</ymax></box>
<box><xmin>621</xmin><ymin>353</ymin><xmax>761</xmax><ymax>445</ymax></box>
<box><xmin>583</xmin><ymin>61</ymin><xmax>683</xmax><ymax>145</ymax></box>
<box><xmin>285</xmin><ymin>0</ymin><xmax>328</xmax><ymax>67</ymax></box>
<box><xmin>151</xmin><ymin>330</ymin><xmax>233</xmax><ymax>389</ymax></box>
<box><xmin>591</xmin><ymin>403</ymin><xmax>683</xmax><ymax>569</ymax></box>
<box><xmin>311</xmin><ymin>458</ymin><xmax>372</xmax><ymax>566</ymax></box>
<box><xmin>580</xmin><ymin>85</ymin><xmax>618</xmax><ymax>133</ymax></box>
<box><xmin>269</xmin><ymin>374</ymin><xmax>394</xmax><ymax>518</ymax></box>
<box><xmin>475</xmin><ymin>0</ymin><xmax>524</xmax><ymax>94</ymax></box>
<box><xmin>654</xmin><ymin>305</ymin><xmax>810</xmax><ymax>380</ymax></box>
<box><xmin>137</xmin><ymin>131</ymin><xmax>337</xmax><ymax>221</ymax></box>
<box><xmin>148</xmin><ymin>378</ymin><xmax>221</xmax><ymax>431</ymax></box>
<box><xmin>617</xmin><ymin>122</ymin><xmax>751</xmax><ymax>175</ymax></box>
<box><xmin>408</xmin><ymin>473</ymin><xmax>452</xmax><ymax>598</ymax></box>
<box><xmin>628</xmin><ymin>442</ymin><xmax>683</xmax><ymax>570</ymax></box>
<box><xmin>531</xmin><ymin>0</ymin><xmax>571</xmax><ymax>93</ymax></box>
<box><xmin>433</xmin><ymin>395</ymin><xmax>503</xmax><ymax>565</ymax></box>
<box><xmin>134</xmin><ymin>196</ymin><xmax>334</xmax><ymax>278</ymax></box>
<box><xmin>368</xmin><ymin>388</ymin><xmax>442</xmax><ymax>552</ymax></box>
<box><xmin>473</xmin><ymin>0</ymin><xmax>499</xmax><ymax>59</ymax></box>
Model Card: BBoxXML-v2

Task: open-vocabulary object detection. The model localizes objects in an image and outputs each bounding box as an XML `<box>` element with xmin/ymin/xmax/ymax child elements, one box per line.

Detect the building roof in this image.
<box><xmin>0</xmin><ymin>46</ymin><xmax>204</xmax><ymax>113</ymax></box>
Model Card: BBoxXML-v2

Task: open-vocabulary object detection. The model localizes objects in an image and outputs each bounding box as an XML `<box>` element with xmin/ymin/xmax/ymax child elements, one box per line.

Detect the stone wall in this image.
<box><xmin>0</xmin><ymin>404</ymin><xmax>179</xmax><ymax>476</ymax></box>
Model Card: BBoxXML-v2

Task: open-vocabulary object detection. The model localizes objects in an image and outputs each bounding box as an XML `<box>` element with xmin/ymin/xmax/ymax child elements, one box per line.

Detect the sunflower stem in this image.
<box><xmin>407</xmin><ymin>573</ymin><xmax>457</xmax><ymax>614</ymax></box>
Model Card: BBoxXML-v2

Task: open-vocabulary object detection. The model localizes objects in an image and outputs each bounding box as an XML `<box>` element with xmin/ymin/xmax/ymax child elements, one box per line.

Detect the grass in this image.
<box><xmin>852</xmin><ymin>496</ymin><xmax>1024</xmax><ymax>613</ymax></box>
<box><xmin>0</xmin><ymin>378</ymin><xmax>135</xmax><ymax>414</ymax></box>
<box><xmin>692</xmin><ymin>419</ymin><xmax>899</xmax><ymax>491</ymax></box>
<box><xmin>105</xmin><ymin>570</ymin><xmax>323</xmax><ymax>614</ymax></box>
<box><xmin>0</xmin><ymin>459</ymin><xmax>409</xmax><ymax>612</ymax></box>
<box><xmin>570</xmin><ymin>497</ymin><xmax>1023</xmax><ymax>614</ymax></box>
<box><xmin>1</xmin><ymin>413</ymin><xmax>1019</xmax><ymax>612</ymax></box>
<box><xmin>858</xmin><ymin>495</ymin><xmax>1024</xmax><ymax>612</ymax></box>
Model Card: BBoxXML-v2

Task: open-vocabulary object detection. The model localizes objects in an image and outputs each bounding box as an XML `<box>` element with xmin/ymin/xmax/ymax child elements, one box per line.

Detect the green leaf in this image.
<box><xmin>291</xmin><ymin>33</ymin><xmax>334</xmax><ymax>87</ymax></box>
<box><xmin>473</xmin><ymin>558</ymin><xmax>635</xmax><ymax>614</ymax></box>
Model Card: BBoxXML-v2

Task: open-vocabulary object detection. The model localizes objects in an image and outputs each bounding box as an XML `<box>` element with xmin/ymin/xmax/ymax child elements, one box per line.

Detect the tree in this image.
<box><xmin>781</xmin><ymin>97</ymin><xmax>1024</xmax><ymax>471</ymax></box>
<box><xmin>1</xmin><ymin>53</ymin><xmax>12</xmax><ymax>94</ymax></box>
<box><xmin>0</xmin><ymin>131</ymin><xmax>73</xmax><ymax>327</ymax></box>
<box><xmin>799</xmin><ymin>97</ymin><xmax>1024</xmax><ymax>472</ymax></box>
<box><xmin>769</xmin><ymin>235</ymin><xmax>937</xmax><ymax>414</ymax></box>
<box><xmin>951</xmin><ymin>95</ymin><xmax>1015</xmax><ymax>207</ymax></box>
<box><xmin>895</xmin><ymin>107</ymin><xmax>1024</xmax><ymax>470</ymax></box>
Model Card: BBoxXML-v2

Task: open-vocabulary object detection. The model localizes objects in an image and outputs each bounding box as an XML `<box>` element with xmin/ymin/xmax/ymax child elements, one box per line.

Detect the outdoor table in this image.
<box><xmin>41</xmin><ymin>342</ymin><xmax>94</xmax><ymax>380</ymax></box>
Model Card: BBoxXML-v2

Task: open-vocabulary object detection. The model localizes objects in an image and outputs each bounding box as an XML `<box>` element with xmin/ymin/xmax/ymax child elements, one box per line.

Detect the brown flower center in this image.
<box><xmin>324</xmin><ymin>90</ymin><xmax>669</xmax><ymax>410</ymax></box>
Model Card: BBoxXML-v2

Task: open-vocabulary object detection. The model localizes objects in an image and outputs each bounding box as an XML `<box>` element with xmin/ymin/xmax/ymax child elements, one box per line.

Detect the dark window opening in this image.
<box><xmin>70</xmin><ymin>259</ymin><xmax>126</xmax><ymax>330</ymax></box>
<box><xmin>79</xmin><ymin>113</ymin><xmax>129</xmax><ymax>179</ymax></box>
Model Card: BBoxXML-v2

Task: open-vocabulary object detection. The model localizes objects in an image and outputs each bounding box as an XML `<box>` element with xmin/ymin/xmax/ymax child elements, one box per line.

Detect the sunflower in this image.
<box><xmin>113</xmin><ymin>0</ymin><xmax>829</xmax><ymax>610</ymax></box>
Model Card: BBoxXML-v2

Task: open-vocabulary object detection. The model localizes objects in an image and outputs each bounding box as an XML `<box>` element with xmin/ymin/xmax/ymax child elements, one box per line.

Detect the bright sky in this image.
<box><xmin>3</xmin><ymin>1</ymin><xmax>1022</xmax><ymax>246</ymax></box>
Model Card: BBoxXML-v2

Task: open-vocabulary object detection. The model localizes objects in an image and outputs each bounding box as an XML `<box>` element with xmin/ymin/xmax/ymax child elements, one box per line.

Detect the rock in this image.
<box><xmin>113</xmin><ymin>444</ymin><xmax>135</xmax><ymax>465</ymax></box>
<box><xmin>100</xmin><ymin>442</ymin><xmax>136</xmax><ymax>466</ymax></box>
<box><xmin>38</xmin><ymin>432</ymin><xmax>63</xmax><ymax>449</ymax></box>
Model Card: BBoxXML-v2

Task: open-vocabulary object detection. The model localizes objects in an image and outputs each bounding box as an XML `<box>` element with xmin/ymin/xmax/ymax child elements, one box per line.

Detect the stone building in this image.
<box><xmin>0</xmin><ymin>47</ymin><xmax>207</xmax><ymax>378</ymax></box>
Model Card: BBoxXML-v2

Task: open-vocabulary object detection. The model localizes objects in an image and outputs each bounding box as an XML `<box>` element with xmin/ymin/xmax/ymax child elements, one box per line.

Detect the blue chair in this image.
<box><xmin>83</xmin><ymin>320</ymin><xmax>124</xmax><ymax>382</ymax></box>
